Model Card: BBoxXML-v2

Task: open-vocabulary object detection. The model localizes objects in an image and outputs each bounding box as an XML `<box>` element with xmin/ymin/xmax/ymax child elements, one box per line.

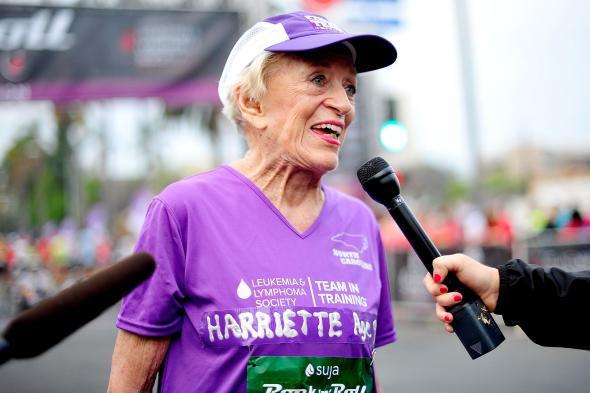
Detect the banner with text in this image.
<box><xmin>0</xmin><ymin>5</ymin><xmax>239</xmax><ymax>103</ymax></box>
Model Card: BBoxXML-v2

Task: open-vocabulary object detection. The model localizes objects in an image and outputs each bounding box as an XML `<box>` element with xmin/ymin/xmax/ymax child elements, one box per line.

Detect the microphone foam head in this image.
<box><xmin>357</xmin><ymin>156</ymin><xmax>401</xmax><ymax>206</ymax></box>
<box><xmin>356</xmin><ymin>157</ymin><xmax>390</xmax><ymax>186</ymax></box>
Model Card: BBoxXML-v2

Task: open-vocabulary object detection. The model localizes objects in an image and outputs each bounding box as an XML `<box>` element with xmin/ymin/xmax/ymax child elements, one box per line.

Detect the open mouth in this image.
<box><xmin>310</xmin><ymin>123</ymin><xmax>342</xmax><ymax>142</ymax></box>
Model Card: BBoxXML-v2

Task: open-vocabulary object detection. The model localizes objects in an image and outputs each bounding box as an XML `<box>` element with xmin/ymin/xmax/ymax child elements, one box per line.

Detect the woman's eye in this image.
<box><xmin>345</xmin><ymin>84</ymin><xmax>357</xmax><ymax>97</ymax></box>
<box><xmin>311</xmin><ymin>75</ymin><xmax>327</xmax><ymax>86</ymax></box>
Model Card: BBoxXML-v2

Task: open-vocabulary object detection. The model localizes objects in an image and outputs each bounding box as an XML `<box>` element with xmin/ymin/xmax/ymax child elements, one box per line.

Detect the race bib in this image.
<box><xmin>247</xmin><ymin>356</ymin><xmax>374</xmax><ymax>393</ymax></box>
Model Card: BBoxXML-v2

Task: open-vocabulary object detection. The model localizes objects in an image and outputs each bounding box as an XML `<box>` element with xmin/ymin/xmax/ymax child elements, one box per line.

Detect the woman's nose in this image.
<box><xmin>325</xmin><ymin>85</ymin><xmax>353</xmax><ymax>116</ymax></box>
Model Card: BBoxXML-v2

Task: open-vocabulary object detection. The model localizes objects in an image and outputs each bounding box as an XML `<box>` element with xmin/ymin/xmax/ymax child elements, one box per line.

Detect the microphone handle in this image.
<box><xmin>387</xmin><ymin>195</ymin><xmax>477</xmax><ymax>302</ymax></box>
<box><xmin>387</xmin><ymin>195</ymin><xmax>505</xmax><ymax>359</ymax></box>
<box><xmin>1</xmin><ymin>253</ymin><xmax>155</xmax><ymax>365</ymax></box>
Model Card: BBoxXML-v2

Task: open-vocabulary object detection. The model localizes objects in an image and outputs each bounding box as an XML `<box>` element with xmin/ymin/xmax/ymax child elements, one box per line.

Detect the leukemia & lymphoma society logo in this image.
<box><xmin>236</xmin><ymin>277</ymin><xmax>308</xmax><ymax>307</ymax></box>
<box><xmin>331</xmin><ymin>233</ymin><xmax>372</xmax><ymax>271</ymax></box>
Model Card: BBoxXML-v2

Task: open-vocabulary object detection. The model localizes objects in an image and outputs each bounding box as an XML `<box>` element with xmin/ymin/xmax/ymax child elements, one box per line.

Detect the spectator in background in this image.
<box><xmin>481</xmin><ymin>208</ymin><xmax>513</xmax><ymax>267</ymax></box>
<box><xmin>460</xmin><ymin>204</ymin><xmax>487</xmax><ymax>261</ymax></box>
<box><xmin>560</xmin><ymin>207</ymin><xmax>590</xmax><ymax>242</ymax></box>
<box><xmin>36</xmin><ymin>236</ymin><xmax>52</xmax><ymax>267</ymax></box>
<box><xmin>567</xmin><ymin>208</ymin><xmax>588</xmax><ymax>228</ymax></box>
<box><xmin>530</xmin><ymin>206</ymin><xmax>550</xmax><ymax>234</ymax></box>
<box><xmin>542</xmin><ymin>206</ymin><xmax>559</xmax><ymax>231</ymax></box>
<box><xmin>435</xmin><ymin>209</ymin><xmax>463</xmax><ymax>254</ymax></box>
<box><xmin>0</xmin><ymin>235</ymin><xmax>11</xmax><ymax>273</ymax></box>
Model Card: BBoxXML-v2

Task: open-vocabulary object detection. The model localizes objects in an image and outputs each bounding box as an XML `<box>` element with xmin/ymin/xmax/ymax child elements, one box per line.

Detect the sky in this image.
<box><xmin>0</xmin><ymin>0</ymin><xmax>589</xmax><ymax>178</ymax></box>
<box><xmin>380</xmin><ymin>0</ymin><xmax>590</xmax><ymax>175</ymax></box>
<box><xmin>473</xmin><ymin>0</ymin><xmax>590</xmax><ymax>153</ymax></box>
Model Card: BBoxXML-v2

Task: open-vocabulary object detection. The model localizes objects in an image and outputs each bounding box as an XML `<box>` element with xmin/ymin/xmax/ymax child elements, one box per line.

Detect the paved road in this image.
<box><xmin>1</xmin><ymin>306</ymin><xmax>588</xmax><ymax>393</ymax></box>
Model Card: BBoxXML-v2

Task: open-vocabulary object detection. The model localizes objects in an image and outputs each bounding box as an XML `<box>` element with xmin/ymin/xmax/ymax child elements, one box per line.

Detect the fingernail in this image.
<box><xmin>454</xmin><ymin>294</ymin><xmax>463</xmax><ymax>302</ymax></box>
<box><xmin>444</xmin><ymin>315</ymin><xmax>452</xmax><ymax>322</ymax></box>
<box><xmin>440</xmin><ymin>286</ymin><xmax>448</xmax><ymax>294</ymax></box>
<box><xmin>433</xmin><ymin>273</ymin><xmax>442</xmax><ymax>283</ymax></box>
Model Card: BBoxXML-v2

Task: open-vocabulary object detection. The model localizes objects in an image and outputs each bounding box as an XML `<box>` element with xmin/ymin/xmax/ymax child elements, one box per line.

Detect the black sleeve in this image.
<box><xmin>494</xmin><ymin>259</ymin><xmax>590</xmax><ymax>350</ymax></box>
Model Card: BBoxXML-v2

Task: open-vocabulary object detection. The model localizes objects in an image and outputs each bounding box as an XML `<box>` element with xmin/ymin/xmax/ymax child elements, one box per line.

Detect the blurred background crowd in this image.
<box><xmin>1</xmin><ymin>162</ymin><xmax>589</xmax><ymax>314</ymax></box>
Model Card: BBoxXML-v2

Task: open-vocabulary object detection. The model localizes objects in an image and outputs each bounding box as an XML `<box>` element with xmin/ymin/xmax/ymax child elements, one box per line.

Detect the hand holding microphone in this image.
<box><xmin>424</xmin><ymin>254</ymin><xmax>501</xmax><ymax>332</ymax></box>
<box><xmin>357</xmin><ymin>157</ymin><xmax>504</xmax><ymax>359</ymax></box>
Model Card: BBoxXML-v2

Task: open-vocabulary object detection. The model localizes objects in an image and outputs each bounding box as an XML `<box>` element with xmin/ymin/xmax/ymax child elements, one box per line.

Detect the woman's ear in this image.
<box><xmin>236</xmin><ymin>88</ymin><xmax>266</xmax><ymax>129</ymax></box>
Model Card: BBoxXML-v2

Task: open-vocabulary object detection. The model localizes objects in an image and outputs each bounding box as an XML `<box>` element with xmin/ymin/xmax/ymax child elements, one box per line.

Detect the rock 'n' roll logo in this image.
<box><xmin>0</xmin><ymin>9</ymin><xmax>76</xmax><ymax>51</ymax></box>
<box><xmin>0</xmin><ymin>9</ymin><xmax>76</xmax><ymax>83</ymax></box>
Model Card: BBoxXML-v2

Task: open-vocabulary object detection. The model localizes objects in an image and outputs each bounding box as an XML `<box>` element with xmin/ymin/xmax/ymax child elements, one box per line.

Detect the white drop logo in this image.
<box><xmin>305</xmin><ymin>363</ymin><xmax>315</xmax><ymax>377</ymax></box>
<box><xmin>236</xmin><ymin>279</ymin><xmax>252</xmax><ymax>299</ymax></box>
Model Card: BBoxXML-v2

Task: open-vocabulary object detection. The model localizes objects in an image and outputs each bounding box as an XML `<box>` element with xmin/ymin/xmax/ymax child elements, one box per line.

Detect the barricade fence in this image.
<box><xmin>389</xmin><ymin>227</ymin><xmax>590</xmax><ymax>304</ymax></box>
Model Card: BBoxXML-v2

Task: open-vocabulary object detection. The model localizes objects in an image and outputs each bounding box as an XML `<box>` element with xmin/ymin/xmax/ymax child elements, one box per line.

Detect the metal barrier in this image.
<box><xmin>389</xmin><ymin>227</ymin><xmax>590</xmax><ymax>304</ymax></box>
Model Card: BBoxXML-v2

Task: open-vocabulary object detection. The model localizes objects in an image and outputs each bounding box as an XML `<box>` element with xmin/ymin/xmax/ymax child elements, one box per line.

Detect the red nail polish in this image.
<box><xmin>444</xmin><ymin>315</ymin><xmax>451</xmax><ymax>322</ymax></box>
<box><xmin>454</xmin><ymin>294</ymin><xmax>463</xmax><ymax>302</ymax></box>
<box><xmin>433</xmin><ymin>273</ymin><xmax>442</xmax><ymax>283</ymax></box>
<box><xmin>440</xmin><ymin>286</ymin><xmax>448</xmax><ymax>294</ymax></box>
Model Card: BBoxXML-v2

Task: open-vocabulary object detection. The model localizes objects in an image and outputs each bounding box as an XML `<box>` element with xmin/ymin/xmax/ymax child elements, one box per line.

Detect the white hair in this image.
<box><xmin>221</xmin><ymin>51</ymin><xmax>284</xmax><ymax>128</ymax></box>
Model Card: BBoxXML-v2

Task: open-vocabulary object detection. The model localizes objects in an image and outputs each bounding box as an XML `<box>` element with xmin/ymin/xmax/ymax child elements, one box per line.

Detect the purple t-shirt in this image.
<box><xmin>117</xmin><ymin>166</ymin><xmax>396</xmax><ymax>392</ymax></box>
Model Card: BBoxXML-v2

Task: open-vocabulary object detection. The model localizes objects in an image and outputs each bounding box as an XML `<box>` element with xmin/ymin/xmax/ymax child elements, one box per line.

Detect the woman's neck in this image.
<box><xmin>230</xmin><ymin>150</ymin><xmax>325</xmax><ymax>232</ymax></box>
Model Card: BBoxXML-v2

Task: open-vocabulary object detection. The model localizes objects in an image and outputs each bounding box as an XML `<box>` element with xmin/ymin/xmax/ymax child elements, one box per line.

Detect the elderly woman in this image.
<box><xmin>108</xmin><ymin>11</ymin><xmax>397</xmax><ymax>393</ymax></box>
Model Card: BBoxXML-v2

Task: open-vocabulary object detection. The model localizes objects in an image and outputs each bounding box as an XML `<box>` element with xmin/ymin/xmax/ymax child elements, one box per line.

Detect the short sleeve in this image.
<box><xmin>374</xmin><ymin>230</ymin><xmax>397</xmax><ymax>347</ymax></box>
<box><xmin>116</xmin><ymin>198</ymin><xmax>186</xmax><ymax>336</ymax></box>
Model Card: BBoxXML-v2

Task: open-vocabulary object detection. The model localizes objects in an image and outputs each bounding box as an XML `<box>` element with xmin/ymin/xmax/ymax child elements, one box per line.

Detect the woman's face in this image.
<box><xmin>256</xmin><ymin>51</ymin><xmax>357</xmax><ymax>174</ymax></box>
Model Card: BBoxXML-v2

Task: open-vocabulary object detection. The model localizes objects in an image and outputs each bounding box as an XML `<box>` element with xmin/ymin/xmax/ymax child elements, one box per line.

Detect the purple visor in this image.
<box><xmin>263</xmin><ymin>11</ymin><xmax>397</xmax><ymax>73</ymax></box>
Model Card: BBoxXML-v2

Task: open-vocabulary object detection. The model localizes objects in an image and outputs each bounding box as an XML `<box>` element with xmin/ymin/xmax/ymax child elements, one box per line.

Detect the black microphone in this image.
<box><xmin>0</xmin><ymin>252</ymin><xmax>155</xmax><ymax>365</ymax></box>
<box><xmin>357</xmin><ymin>157</ymin><xmax>504</xmax><ymax>359</ymax></box>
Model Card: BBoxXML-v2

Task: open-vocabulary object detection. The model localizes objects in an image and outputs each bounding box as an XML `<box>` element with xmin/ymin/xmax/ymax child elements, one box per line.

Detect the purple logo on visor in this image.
<box><xmin>303</xmin><ymin>15</ymin><xmax>344</xmax><ymax>32</ymax></box>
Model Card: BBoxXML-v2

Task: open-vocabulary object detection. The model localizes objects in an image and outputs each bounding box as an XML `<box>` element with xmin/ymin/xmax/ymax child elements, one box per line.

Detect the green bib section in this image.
<box><xmin>247</xmin><ymin>356</ymin><xmax>374</xmax><ymax>393</ymax></box>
